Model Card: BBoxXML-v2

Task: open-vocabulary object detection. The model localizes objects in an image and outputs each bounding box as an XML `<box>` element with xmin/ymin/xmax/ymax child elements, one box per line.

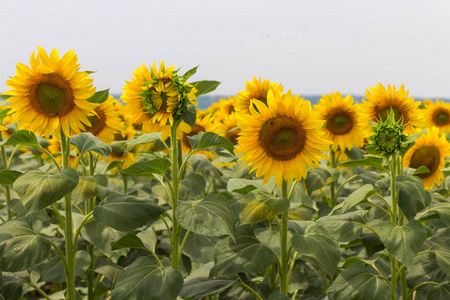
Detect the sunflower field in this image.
<box><xmin>0</xmin><ymin>47</ymin><xmax>449</xmax><ymax>300</ymax></box>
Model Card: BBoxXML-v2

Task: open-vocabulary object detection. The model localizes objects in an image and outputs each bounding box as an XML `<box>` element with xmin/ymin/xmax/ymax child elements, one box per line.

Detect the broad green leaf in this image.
<box><xmin>183</xmin><ymin>233</ymin><xmax>218</xmax><ymax>268</ymax></box>
<box><xmin>425</xmin><ymin>284</ymin><xmax>450</xmax><ymax>300</ymax></box>
<box><xmin>0</xmin><ymin>276</ymin><xmax>22</xmax><ymax>300</ymax></box>
<box><xmin>86</xmin><ymin>88</ymin><xmax>109</xmax><ymax>103</ymax></box>
<box><xmin>227</xmin><ymin>178</ymin><xmax>262</xmax><ymax>195</ymax></box>
<box><xmin>111</xmin><ymin>256</ymin><xmax>183</xmax><ymax>300</ymax></box>
<box><xmin>93</xmin><ymin>192</ymin><xmax>166</xmax><ymax>231</ymax></box>
<box><xmin>120</xmin><ymin>158</ymin><xmax>171</xmax><ymax>178</ymax></box>
<box><xmin>316</xmin><ymin>211</ymin><xmax>367</xmax><ymax>243</ymax></box>
<box><xmin>72</xmin><ymin>176</ymin><xmax>99</xmax><ymax>205</ymax></box>
<box><xmin>0</xmin><ymin>219</ymin><xmax>51</xmax><ymax>272</ymax></box>
<box><xmin>339</xmin><ymin>156</ymin><xmax>387</xmax><ymax>171</ymax></box>
<box><xmin>182</xmin><ymin>104</ymin><xmax>197</xmax><ymax>128</ymax></box>
<box><xmin>328</xmin><ymin>263</ymin><xmax>390</xmax><ymax>300</ymax></box>
<box><xmin>125</xmin><ymin>132</ymin><xmax>164</xmax><ymax>147</ymax></box>
<box><xmin>267</xmin><ymin>293</ymin><xmax>290</xmax><ymax>300</ymax></box>
<box><xmin>379</xmin><ymin>220</ymin><xmax>426</xmax><ymax>268</ymax></box>
<box><xmin>396</xmin><ymin>175</ymin><xmax>431</xmax><ymax>220</ymax></box>
<box><xmin>192</xmin><ymin>80</ymin><xmax>220</xmax><ymax>97</ymax></box>
<box><xmin>239</xmin><ymin>189</ymin><xmax>289</xmax><ymax>224</ymax></box>
<box><xmin>361</xmin><ymin>233</ymin><xmax>385</xmax><ymax>257</ymax></box>
<box><xmin>0</xmin><ymin>130</ymin><xmax>40</xmax><ymax>148</ymax></box>
<box><xmin>176</xmin><ymin>194</ymin><xmax>234</xmax><ymax>238</ymax></box>
<box><xmin>0</xmin><ymin>170</ymin><xmax>22</xmax><ymax>185</ymax></box>
<box><xmin>179</xmin><ymin>173</ymin><xmax>206</xmax><ymax>200</ymax></box>
<box><xmin>70</xmin><ymin>132</ymin><xmax>112</xmax><ymax>157</ymax></box>
<box><xmin>425</xmin><ymin>203</ymin><xmax>450</xmax><ymax>226</ymax></box>
<box><xmin>111</xmin><ymin>231</ymin><xmax>157</xmax><ymax>253</ymax></box>
<box><xmin>209</xmin><ymin>225</ymin><xmax>274</xmax><ymax>277</ymax></box>
<box><xmin>80</xmin><ymin>220</ymin><xmax>126</xmax><ymax>256</ymax></box>
<box><xmin>291</xmin><ymin>223</ymin><xmax>341</xmax><ymax>276</ymax></box>
<box><xmin>13</xmin><ymin>168</ymin><xmax>79</xmax><ymax>213</ymax></box>
<box><xmin>182</xmin><ymin>66</ymin><xmax>198</xmax><ymax>81</ymax></box>
<box><xmin>179</xmin><ymin>263</ymin><xmax>237</xmax><ymax>299</ymax></box>
<box><xmin>188</xmin><ymin>132</ymin><xmax>235</xmax><ymax>156</ymax></box>
<box><xmin>38</xmin><ymin>250</ymin><xmax>90</xmax><ymax>283</ymax></box>
<box><xmin>189</xmin><ymin>154</ymin><xmax>222</xmax><ymax>177</ymax></box>
<box><xmin>431</xmin><ymin>250</ymin><xmax>450</xmax><ymax>274</ymax></box>
<box><xmin>304</xmin><ymin>167</ymin><xmax>332</xmax><ymax>194</ymax></box>
<box><xmin>95</xmin><ymin>264</ymin><xmax>123</xmax><ymax>288</ymax></box>
<box><xmin>407</xmin><ymin>252</ymin><xmax>446</xmax><ymax>287</ymax></box>
<box><xmin>341</xmin><ymin>184</ymin><xmax>376</xmax><ymax>213</ymax></box>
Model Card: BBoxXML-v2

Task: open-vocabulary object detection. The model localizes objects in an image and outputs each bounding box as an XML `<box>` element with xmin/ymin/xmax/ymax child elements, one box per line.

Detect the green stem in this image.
<box><xmin>235</xmin><ymin>281</ymin><xmax>264</xmax><ymax>300</ymax></box>
<box><xmin>329</xmin><ymin>149</ymin><xmax>337</xmax><ymax>207</ymax></box>
<box><xmin>280</xmin><ymin>180</ymin><xmax>290</xmax><ymax>295</ymax></box>
<box><xmin>7</xmin><ymin>145</ymin><xmax>19</xmax><ymax>169</ymax></box>
<box><xmin>170</xmin><ymin>124</ymin><xmax>180</xmax><ymax>270</ymax></box>
<box><xmin>0</xmin><ymin>135</ymin><xmax>12</xmax><ymax>219</ymax></box>
<box><xmin>406</xmin><ymin>281</ymin><xmax>441</xmax><ymax>300</ymax></box>
<box><xmin>400</xmin><ymin>267</ymin><xmax>408</xmax><ymax>300</ymax></box>
<box><xmin>178</xmin><ymin>230</ymin><xmax>190</xmax><ymax>264</ymax></box>
<box><xmin>123</xmin><ymin>175</ymin><xmax>128</xmax><ymax>194</ymax></box>
<box><xmin>22</xmin><ymin>280</ymin><xmax>51</xmax><ymax>300</ymax></box>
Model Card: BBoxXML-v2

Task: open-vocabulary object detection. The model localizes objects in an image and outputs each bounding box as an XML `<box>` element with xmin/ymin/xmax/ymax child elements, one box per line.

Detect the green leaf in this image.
<box><xmin>182</xmin><ymin>66</ymin><xmax>198</xmax><ymax>81</ymax></box>
<box><xmin>328</xmin><ymin>263</ymin><xmax>391</xmax><ymax>300</ymax></box>
<box><xmin>316</xmin><ymin>211</ymin><xmax>367</xmax><ymax>243</ymax></box>
<box><xmin>227</xmin><ymin>178</ymin><xmax>262</xmax><ymax>194</ymax></box>
<box><xmin>120</xmin><ymin>158</ymin><xmax>171</xmax><ymax>178</ymax></box>
<box><xmin>378</xmin><ymin>220</ymin><xmax>426</xmax><ymax>268</ymax></box>
<box><xmin>431</xmin><ymin>249</ymin><xmax>450</xmax><ymax>274</ymax></box>
<box><xmin>425</xmin><ymin>284</ymin><xmax>450</xmax><ymax>300</ymax></box>
<box><xmin>361</xmin><ymin>233</ymin><xmax>385</xmax><ymax>257</ymax></box>
<box><xmin>111</xmin><ymin>231</ymin><xmax>157</xmax><ymax>253</ymax></box>
<box><xmin>239</xmin><ymin>189</ymin><xmax>289</xmax><ymax>224</ymax></box>
<box><xmin>111</xmin><ymin>256</ymin><xmax>183</xmax><ymax>300</ymax></box>
<box><xmin>0</xmin><ymin>170</ymin><xmax>22</xmax><ymax>185</ymax></box>
<box><xmin>80</xmin><ymin>220</ymin><xmax>126</xmax><ymax>256</ymax></box>
<box><xmin>209</xmin><ymin>225</ymin><xmax>274</xmax><ymax>277</ymax></box>
<box><xmin>0</xmin><ymin>275</ymin><xmax>22</xmax><ymax>300</ymax></box>
<box><xmin>192</xmin><ymin>80</ymin><xmax>220</xmax><ymax>97</ymax></box>
<box><xmin>396</xmin><ymin>175</ymin><xmax>431</xmax><ymax>221</ymax></box>
<box><xmin>182</xmin><ymin>104</ymin><xmax>197</xmax><ymax>128</ymax></box>
<box><xmin>72</xmin><ymin>176</ymin><xmax>99</xmax><ymax>205</ymax></box>
<box><xmin>179</xmin><ymin>173</ymin><xmax>206</xmax><ymax>200</ymax></box>
<box><xmin>176</xmin><ymin>194</ymin><xmax>234</xmax><ymax>238</ymax></box>
<box><xmin>304</xmin><ymin>167</ymin><xmax>332</xmax><ymax>194</ymax></box>
<box><xmin>95</xmin><ymin>264</ymin><xmax>123</xmax><ymax>288</ymax></box>
<box><xmin>407</xmin><ymin>252</ymin><xmax>446</xmax><ymax>287</ymax></box>
<box><xmin>0</xmin><ymin>130</ymin><xmax>40</xmax><ymax>148</ymax></box>
<box><xmin>86</xmin><ymin>89</ymin><xmax>109</xmax><ymax>103</ymax></box>
<box><xmin>93</xmin><ymin>192</ymin><xmax>166</xmax><ymax>231</ymax></box>
<box><xmin>70</xmin><ymin>132</ymin><xmax>112</xmax><ymax>157</ymax></box>
<box><xmin>341</xmin><ymin>184</ymin><xmax>376</xmax><ymax>213</ymax></box>
<box><xmin>125</xmin><ymin>132</ymin><xmax>164</xmax><ymax>147</ymax></box>
<box><xmin>183</xmin><ymin>233</ymin><xmax>218</xmax><ymax>268</ymax></box>
<box><xmin>422</xmin><ymin>203</ymin><xmax>450</xmax><ymax>226</ymax></box>
<box><xmin>339</xmin><ymin>156</ymin><xmax>387</xmax><ymax>171</ymax></box>
<box><xmin>13</xmin><ymin>168</ymin><xmax>79</xmax><ymax>213</ymax></box>
<box><xmin>291</xmin><ymin>223</ymin><xmax>341</xmax><ymax>276</ymax></box>
<box><xmin>0</xmin><ymin>219</ymin><xmax>51</xmax><ymax>272</ymax></box>
<box><xmin>189</xmin><ymin>132</ymin><xmax>235</xmax><ymax>156</ymax></box>
<box><xmin>267</xmin><ymin>293</ymin><xmax>290</xmax><ymax>300</ymax></box>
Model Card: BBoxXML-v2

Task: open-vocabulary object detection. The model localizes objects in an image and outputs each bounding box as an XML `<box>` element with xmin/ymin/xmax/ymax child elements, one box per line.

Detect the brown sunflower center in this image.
<box><xmin>409</xmin><ymin>145</ymin><xmax>440</xmax><ymax>179</ymax></box>
<box><xmin>259</xmin><ymin>115</ymin><xmax>306</xmax><ymax>161</ymax></box>
<box><xmin>158</xmin><ymin>92</ymin><xmax>169</xmax><ymax>112</ymax></box>
<box><xmin>30</xmin><ymin>73</ymin><xmax>75</xmax><ymax>117</ymax></box>
<box><xmin>433</xmin><ymin>109</ymin><xmax>450</xmax><ymax>126</ymax></box>
<box><xmin>377</xmin><ymin>105</ymin><xmax>406</xmax><ymax>124</ymax></box>
<box><xmin>327</xmin><ymin>110</ymin><xmax>353</xmax><ymax>135</ymax></box>
<box><xmin>182</xmin><ymin>124</ymin><xmax>206</xmax><ymax>148</ymax></box>
<box><xmin>84</xmin><ymin>108</ymin><xmax>106</xmax><ymax>136</ymax></box>
<box><xmin>225</xmin><ymin>128</ymin><xmax>240</xmax><ymax>145</ymax></box>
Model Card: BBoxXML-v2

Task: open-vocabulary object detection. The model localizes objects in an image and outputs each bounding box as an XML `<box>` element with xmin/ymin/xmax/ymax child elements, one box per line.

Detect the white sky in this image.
<box><xmin>1</xmin><ymin>0</ymin><xmax>449</xmax><ymax>99</ymax></box>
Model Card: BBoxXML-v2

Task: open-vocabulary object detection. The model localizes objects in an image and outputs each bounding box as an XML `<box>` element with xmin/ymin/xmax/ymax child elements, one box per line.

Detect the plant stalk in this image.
<box><xmin>170</xmin><ymin>124</ymin><xmax>180</xmax><ymax>269</ymax></box>
<box><xmin>280</xmin><ymin>180</ymin><xmax>289</xmax><ymax>295</ymax></box>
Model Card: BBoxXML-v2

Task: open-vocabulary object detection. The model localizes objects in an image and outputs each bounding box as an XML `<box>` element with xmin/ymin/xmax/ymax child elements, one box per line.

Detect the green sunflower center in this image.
<box><xmin>31</xmin><ymin>73</ymin><xmax>75</xmax><ymax>117</ymax></box>
<box><xmin>84</xmin><ymin>108</ymin><xmax>106</xmax><ymax>136</ymax></box>
<box><xmin>377</xmin><ymin>105</ymin><xmax>405</xmax><ymax>124</ymax></box>
<box><xmin>434</xmin><ymin>110</ymin><xmax>450</xmax><ymax>126</ymax></box>
<box><xmin>259</xmin><ymin>115</ymin><xmax>306</xmax><ymax>161</ymax></box>
<box><xmin>409</xmin><ymin>145</ymin><xmax>440</xmax><ymax>179</ymax></box>
<box><xmin>327</xmin><ymin>111</ymin><xmax>353</xmax><ymax>135</ymax></box>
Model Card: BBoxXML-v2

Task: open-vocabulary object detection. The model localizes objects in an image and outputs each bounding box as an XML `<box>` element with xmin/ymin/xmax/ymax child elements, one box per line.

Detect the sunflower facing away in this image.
<box><xmin>4</xmin><ymin>47</ymin><xmax>97</xmax><ymax>137</ymax></box>
<box><xmin>423</xmin><ymin>100</ymin><xmax>450</xmax><ymax>133</ymax></box>
<box><xmin>360</xmin><ymin>83</ymin><xmax>422</xmax><ymax>135</ymax></box>
<box><xmin>235</xmin><ymin>77</ymin><xmax>284</xmax><ymax>115</ymax></box>
<box><xmin>236</xmin><ymin>90</ymin><xmax>331</xmax><ymax>185</ymax></box>
<box><xmin>404</xmin><ymin>127</ymin><xmax>450</xmax><ymax>190</ymax></box>
<box><xmin>314</xmin><ymin>92</ymin><xmax>364</xmax><ymax>151</ymax></box>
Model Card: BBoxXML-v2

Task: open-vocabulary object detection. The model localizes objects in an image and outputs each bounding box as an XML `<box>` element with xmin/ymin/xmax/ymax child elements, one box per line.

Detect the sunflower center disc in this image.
<box><xmin>378</xmin><ymin>105</ymin><xmax>404</xmax><ymax>124</ymax></box>
<box><xmin>259</xmin><ymin>115</ymin><xmax>306</xmax><ymax>161</ymax></box>
<box><xmin>328</xmin><ymin>112</ymin><xmax>353</xmax><ymax>135</ymax></box>
<box><xmin>409</xmin><ymin>145</ymin><xmax>440</xmax><ymax>179</ymax></box>
<box><xmin>435</xmin><ymin>111</ymin><xmax>449</xmax><ymax>126</ymax></box>
<box><xmin>159</xmin><ymin>92</ymin><xmax>169</xmax><ymax>111</ymax></box>
<box><xmin>85</xmin><ymin>108</ymin><xmax>107</xmax><ymax>135</ymax></box>
<box><xmin>35</xmin><ymin>83</ymin><xmax>66</xmax><ymax>115</ymax></box>
<box><xmin>225</xmin><ymin>128</ymin><xmax>240</xmax><ymax>145</ymax></box>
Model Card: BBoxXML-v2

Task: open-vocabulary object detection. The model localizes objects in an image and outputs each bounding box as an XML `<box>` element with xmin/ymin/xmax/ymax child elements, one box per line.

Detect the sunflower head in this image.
<box><xmin>236</xmin><ymin>89</ymin><xmax>330</xmax><ymax>185</ymax></box>
<box><xmin>235</xmin><ymin>77</ymin><xmax>283</xmax><ymax>115</ymax></box>
<box><xmin>423</xmin><ymin>100</ymin><xmax>450</xmax><ymax>133</ymax></box>
<box><xmin>4</xmin><ymin>47</ymin><xmax>97</xmax><ymax>137</ymax></box>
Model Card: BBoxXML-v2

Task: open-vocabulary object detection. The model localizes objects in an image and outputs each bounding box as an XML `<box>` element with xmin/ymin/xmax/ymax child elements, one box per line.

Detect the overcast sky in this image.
<box><xmin>1</xmin><ymin>0</ymin><xmax>449</xmax><ymax>99</ymax></box>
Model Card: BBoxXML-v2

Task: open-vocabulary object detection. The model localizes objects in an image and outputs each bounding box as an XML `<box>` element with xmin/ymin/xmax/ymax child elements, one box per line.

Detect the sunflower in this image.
<box><xmin>235</xmin><ymin>77</ymin><xmax>283</xmax><ymax>115</ymax></box>
<box><xmin>181</xmin><ymin>112</ymin><xmax>216</xmax><ymax>158</ymax></box>
<box><xmin>314</xmin><ymin>92</ymin><xmax>364</xmax><ymax>151</ymax></box>
<box><xmin>47</xmin><ymin>136</ymin><xmax>78</xmax><ymax>167</ymax></box>
<box><xmin>423</xmin><ymin>100</ymin><xmax>450</xmax><ymax>133</ymax></box>
<box><xmin>404</xmin><ymin>127</ymin><xmax>450</xmax><ymax>190</ymax></box>
<box><xmin>4</xmin><ymin>47</ymin><xmax>97</xmax><ymax>137</ymax></box>
<box><xmin>220</xmin><ymin>112</ymin><xmax>240</xmax><ymax>145</ymax></box>
<box><xmin>236</xmin><ymin>90</ymin><xmax>331</xmax><ymax>185</ymax></box>
<box><xmin>360</xmin><ymin>83</ymin><xmax>422</xmax><ymax>135</ymax></box>
<box><xmin>104</xmin><ymin>127</ymin><xmax>137</xmax><ymax>171</ymax></box>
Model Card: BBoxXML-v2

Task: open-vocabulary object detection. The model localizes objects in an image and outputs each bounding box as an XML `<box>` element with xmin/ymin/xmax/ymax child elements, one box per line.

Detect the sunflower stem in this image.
<box><xmin>280</xmin><ymin>179</ymin><xmax>290</xmax><ymax>295</ymax></box>
<box><xmin>170</xmin><ymin>124</ymin><xmax>181</xmax><ymax>270</ymax></box>
<box><xmin>0</xmin><ymin>134</ymin><xmax>12</xmax><ymax>219</ymax></box>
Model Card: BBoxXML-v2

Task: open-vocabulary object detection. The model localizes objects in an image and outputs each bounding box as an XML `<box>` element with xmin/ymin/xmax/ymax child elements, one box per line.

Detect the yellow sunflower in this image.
<box><xmin>236</xmin><ymin>90</ymin><xmax>331</xmax><ymax>185</ymax></box>
<box><xmin>219</xmin><ymin>112</ymin><xmax>240</xmax><ymax>145</ymax></box>
<box><xmin>181</xmin><ymin>112</ymin><xmax>216</xmax><ymax>158</ymax></box>
<box><xmin>423</xmin><ymin>100</ymin><xmax>450</xmax><ymax>133</ymax></box>
<box><xmin>360</xmin><ymin>83</ymin><xmax>422</xmax><ymax>135</ymax></box>
<box><xmin>404</xmin><ymin>127</ymin><xmax>450</xmax><ymax>190</ymax></box>
<box><xmin>83</xmin><ymin>96</ymin><xmax>124</xmax><ymax>143</ymax></box>
<box><xmin>105</xmin><ymin>127</ymin><xmax>137</xmax><ymax>171</ymax></box>
<box><xmin>4</xmin><ymin>47</ymin><xmax>97</xmax><ymax>137</ymax></box>
<box><xmin>235</xmin><ymin>77</ymin><xmax>284</xmax><ymax>115</ymax></box>
<box><xmin>314</xmin><ymin>92</ymin><xmax>364</xmax><ymax>151</ymax></box>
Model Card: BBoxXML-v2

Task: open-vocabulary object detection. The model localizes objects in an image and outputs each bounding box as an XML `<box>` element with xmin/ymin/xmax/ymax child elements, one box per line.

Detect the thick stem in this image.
<box><xmin>329</xmin><ymin>149</ymin><xmax>337</xmax><ymax>207</ymax></box>
<box><xmin>0</xmin><ymin>134</ymin><xmax>12</xmax><ymax>219</ymax></box>
<box><xmin>170</xmin><ymin>124</ymin><xmax>180</xmax><ymax>269</ymax></box>
<box><xmin>279</xmin><ymin>180</ymin><xmax>289</xmax><ymax>295</ymax></box>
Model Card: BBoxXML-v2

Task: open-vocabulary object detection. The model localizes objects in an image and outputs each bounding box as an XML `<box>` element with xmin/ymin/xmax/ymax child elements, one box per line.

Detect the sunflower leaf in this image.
<box><xmin>0</xmin><ymin>130</ymin><xmax>40</xmax><ymax>148</ymax></box>
<box><xmin>191</xmin><ymin>81</ymin><xmax>220</xmax><ymax>97</ymax></box>
<box><xmin>120</xmin><ymin>158</ymin><xmax>171</xmax><ymax>178</ymax></box>
<box><xmin>188</xmin><ymin>132</ymin><xmax>235</xmax><ymax>156</ymax></box>
<box><xmin>70</xmin><ymin>132</ymin><xmax>112</xmax><ymax>157</ymax></box>
<box><xmin>239</xmin><ymin>189</ymin><xmax>289</xmax><ymax>225</ymax></box>
<box><xmin>0</xmin><ymin>169</ymin><xmax>23</xmax><ymax>185</ymax></box>
<box><xmin>182</xmin><ymin>66</ymin><xmax>198</xmax><ymax>81</ymax></box>
<box><xmin>86</xmin><ymin>89</ymin><xmax>109</xmax><ymax>103</ymax></box>
<box><xmin>182</xmin><ymin>104</ymin><xmax>197</xmax><ymax>128</ymax></box>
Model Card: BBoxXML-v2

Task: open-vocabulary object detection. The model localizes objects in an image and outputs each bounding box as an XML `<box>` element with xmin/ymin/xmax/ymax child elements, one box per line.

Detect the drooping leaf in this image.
<box><xmin>13</xmin><ymin>168</ymin><xmax>79</xmax><ymax>213</ymax></box>
<box><xmin>111</xmin><ymin>256</ymin><xmax>183</xmax><ymax>300</ymax></box>
<box><xmin>93</xmin><ymin>192</ymin><xmax>167</xmax><ymax>231</ymax></box>
<box><xmin>179</xmin><ymin>173</ymin><xmax>206</xmax><ymax>200</ymax></box>
<box><xmin>188</xmin><ymin>132</ymin><xmax>235</xmax><ymax>156</ymax></box>
<box><xmin>176</xmin><ymin>194</ymin><xmax>234</xmax><ymax>238</ymax></box>
<box><xmin>0</xmin><ymin>275</ymin><xmax>22</xmax><ymax>300</ymax></box>
<box><xmin>341</xmin><ymin>184</ymin><xmax>376</xmax><ymax>213</ymax></box>
<box><xmin>125</xmin><ymin>132</ymin><xmax>164</xmax><ymax>148</ymax></box>
<box><xmin>0</xmin><ymin>130</ymin><xmax>40</xmax><ymax>148</ymax></box>
<box><xmin>209</xmin><ymin>225</ymin><xmax>274</xmax><ymax>277</ymax></box>
<box><xmin>182</xmin><ymin>104</ymin><xmax>197</xmax><ymax>128</ymax></box>
<box><xmin>183</xmin><ymin>233</ymin><xmax>218</xmax><ymax>268</ymax></box>
<box><xmin>328</xmin><ymin>263</ymin><xmax>391</xmax><ymax>300</ymax></box>
<box><xmin>86</xmin><ymin>89</ymin><xmax>109</xmax><ymax>103</ymax></box>
<box><xmin>72</xmin><ymin>176</ymin><xmax>99</xmax><ymax>205</ymax></box>
<box><xmin>192</xmin><ymin>80</ymin><xmax>220</xmax><ymax>97</ymax></box>
<box><xmin>396</xmin><ymin>175</ymin><xmax>431</xmax><ymax>220</ymax></box>
<box><xmin>95</xmin><ymin>264</ymin><xmax>123</xmax><ymax>288</ymax></box>
<box><xmin>0</xmin><ymin>219</ymin><xmax>51</xmax><ymax>272</ymax></box>
<box><xmin>120</xmin><ymin>158</ymin><xmax>171</xmax><ymax>178</ymax></box>
<box><xmin>304</xmin><ymin>167</ymin><xmax>332</xmax><ymax>195</ymax></box>
<box><xmin>424</xmin><ymin>203</ymin><xmax>450</xmax><ymax>226</ymax></box>
<box><xmin>378</xmin><ymin>220</ymin><xmax>427</xmax><ymax>268</ymax></box>
<box><xmin>239</xmin><ymin>189</ymin><xmax>289</xmax><ymax>224</ymax></box>
<box><xmin>0</xmin><ymin>170</ymin><xmax>22</xmax><ymax>185</ymax></box>
<box><xmin>70</xmin><ymin>132</ymin><xmax>112</xmax><ymax>157</ymax></box>
<box><xmin>316</xmin><ymin>211</ymin><xmax>367</xmax><ymax>243</ymax></box>
<box><xmin>291</xmin><ymin>223</ymin><xmax>341</xmax><ymax>276</ymax></box>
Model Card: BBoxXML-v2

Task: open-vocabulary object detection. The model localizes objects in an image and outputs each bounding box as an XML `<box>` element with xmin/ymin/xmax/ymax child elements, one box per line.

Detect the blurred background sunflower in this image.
<box><xmin>422</xmin><ymin>100</ymin><xmax>450</xmax><ymax>133</ymax></box>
